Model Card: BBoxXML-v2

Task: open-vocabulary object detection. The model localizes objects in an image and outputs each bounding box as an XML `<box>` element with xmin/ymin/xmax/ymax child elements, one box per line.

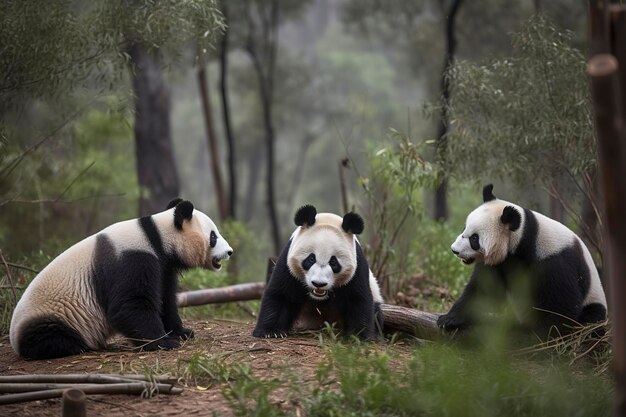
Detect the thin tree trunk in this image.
<box><xmin>244</xmin><ymin>150</ymin><xmax>263</xmax><ymax>222</ymax></box>
<box><xmin>245</xmin><ymin>0</ymin><xmax>281</xmax><ymax>254</ymax></box>
<box><xmin>434</xmin><ymin>0</ymin><xmax>463</xmax><ymax>221</ymax></box>
<box><xmin>219</xmin><ymin>3</ymin><xmax>237</xmax><ymax>219</ymax></box>
<box><xmin>197</xmin><ymin>47</ymin><xmax>228</xmax><ymax>221</ymax></box>
<box><xmin>127</xmin><ymin>42</ymin><xmax>179</xmax><ymax>217</ymax></box>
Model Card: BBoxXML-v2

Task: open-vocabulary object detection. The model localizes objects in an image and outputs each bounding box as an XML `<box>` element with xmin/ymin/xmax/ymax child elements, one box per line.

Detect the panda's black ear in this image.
<box><xmin>501</xmin><ymin>205</ymin><xmax>521</xmax><ymax>231</ymax></box>
<box><xmin>294</xmin><ymin>205</ymin><xmax>317</xmax><ymax>227</ymax></box>
<box><xmin>174</xmin><ymin>201</ymin><xmax>194</xmax><ymax>230</ymax></box>
<box><xmin>483</xmin><ymin>184</ymin><xmax>496</xmax><ymax>202</ymax></box>
<box><xmin>342</xmin><ymin>212</ymin><xmax>364</xmax><ymax>235</ymax></box>
<box><xmin>166</xmin><ymin>198</ymin><xmax>184</xmax><ymax>210</ymax></box>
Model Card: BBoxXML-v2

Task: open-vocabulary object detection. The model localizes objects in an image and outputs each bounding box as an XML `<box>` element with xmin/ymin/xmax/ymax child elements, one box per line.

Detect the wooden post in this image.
<box><xmin>61</xmin><ymin>388</ymin><xmax>86</xmax><ymax>417</ymax></box>
<box><xmin>588</xmin><ymin>3</ymin><xmax>626</xmax><ymax>417</ymax></box>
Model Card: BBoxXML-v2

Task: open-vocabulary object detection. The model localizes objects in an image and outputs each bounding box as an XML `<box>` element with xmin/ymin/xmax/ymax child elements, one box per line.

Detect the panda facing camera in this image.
<box><xmin>253</xmin><ymin>205</ymin><xmax>383</xmax><ymax>340</ymax></box>
<box><xmin>438</xmin><ymin>184</ymin><xmax>607</xmax><ymax>337</ymax></box>
<box><xmin>10</xmin><ymin>199</ymin><xmax>232</xmax><ymax>360</ymax></box>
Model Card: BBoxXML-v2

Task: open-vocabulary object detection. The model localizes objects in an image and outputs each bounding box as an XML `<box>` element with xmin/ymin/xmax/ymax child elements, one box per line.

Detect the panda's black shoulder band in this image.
<box><xmin>166</xmin><ymin>198</ymin><xmax>184</xmax><ymax>210</ymax></box>
<box><xmin>342</xmin><ymin>212</ymin><xmax>364</xmax><ymax>235</ymax></box>
<box><xmin>483</xmin><ymin>184</ymin><xmax>496</xmax><ymax>202</ymax></box>
<box><xmin>174</xmin><ymin>201</ymin><xmax>194</xmax><ymax>230</ymax></box>
<box><xmin>294</xmin><ymin>205</ymin><xmax>317</xmax><ymax>227</ymax></box>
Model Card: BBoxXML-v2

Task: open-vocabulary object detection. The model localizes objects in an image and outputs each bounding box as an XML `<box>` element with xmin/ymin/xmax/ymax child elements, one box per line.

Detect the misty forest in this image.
<box><xmin>1</xmin><ymin>0</ymin><xmax>625</xmax><ymax>416</ymax></box>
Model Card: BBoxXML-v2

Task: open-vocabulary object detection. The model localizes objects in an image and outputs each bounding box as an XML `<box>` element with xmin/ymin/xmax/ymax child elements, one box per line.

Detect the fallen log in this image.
<box><xmin>177</xmin><ymin>282</ymin><xmax>265</xmax><ymax>307</ymax></box>
<box><xmin>176</xmin><ymin>283</ymin><xmax>443</xmax><ymax>339</ymax></box>
<box><xmin>380</xmin><ymin>304</ymin><xmax>441</xmax><ymax>340</ymax></box>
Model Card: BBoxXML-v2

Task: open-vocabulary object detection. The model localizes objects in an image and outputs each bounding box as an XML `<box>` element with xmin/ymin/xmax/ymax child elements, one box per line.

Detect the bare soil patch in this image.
<box><xmin>0</xmin><ymin>319</ymin><xmax>413</xmax><ymax>416</ymax></box>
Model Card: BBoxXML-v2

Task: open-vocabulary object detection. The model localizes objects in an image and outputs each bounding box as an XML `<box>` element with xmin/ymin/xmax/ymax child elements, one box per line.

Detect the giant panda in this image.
<box><xmin>10</xmin><ymin>199</ymin><xmax>233</xmax><ymax>359</ymax></box>
<box><xmin>253</xmin><ymin>205</ymin><xmax>383</xmax><ymax>340</ymax></box>
<box><xmin>438</xmin><ymin>184</ymin><xmax>607</xmax><ymax>337</ymax></box>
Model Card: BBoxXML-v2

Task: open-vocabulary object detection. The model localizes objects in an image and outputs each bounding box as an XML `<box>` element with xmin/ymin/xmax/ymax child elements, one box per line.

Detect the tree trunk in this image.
<box><xmin>245</xmin><ymin>0</ymin><xmax>282</xmax><ymax>254</ymax></box>
<box><xmin>244</xmin><ymin>149</ymin><xmax>263</xmax><ymax>222</ymax></box>
<box><xmin>219</xmin><ymin>4</ymin><xmax>237</xmax><ymax>219</ymax></box>
<box><xmin>127</xmin><ymin>43</ymin><xmax>179</xmax><ymax>217</ymax></box>
<box><xmin>434</xmin><ymin>0</ymin><xmax>463</xmax><ymax>221</ymax></box>
<box><xmin>197</xmin><ymin>47</ymin><xmax>228</xmax><ymax>221</ymax></box>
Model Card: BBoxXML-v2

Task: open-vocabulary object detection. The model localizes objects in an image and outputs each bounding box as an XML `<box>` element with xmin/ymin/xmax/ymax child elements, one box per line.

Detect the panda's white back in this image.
<box><xmin>10</xmin><ymin>217</ymin><xmax>154</xmax><ymax>353</ymax></box>
<box><xmin>531</xmin><ymin>209</ymin><xmax>606</xmax><ymax>308</ymax></box>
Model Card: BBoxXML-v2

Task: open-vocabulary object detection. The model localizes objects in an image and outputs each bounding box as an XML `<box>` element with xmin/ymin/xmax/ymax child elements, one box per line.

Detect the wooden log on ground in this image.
<box><xmin>177</xmin><ymin>282</ymin><xmax>265</xmax><ymax>307</ymax></box>
<box><xmin>0</xmin><ymin>383</ymin><xmax>182</xmax><ymax>405</ymax></box>
<box><xmin>380</xmin><ymin>304</ymin><xmax>441</xmax><ymax>340</ymax></box>
<box><xmin>176</xmin><ymin>283</ymin><xmax>443</xmax><ymax>339</ymax></box>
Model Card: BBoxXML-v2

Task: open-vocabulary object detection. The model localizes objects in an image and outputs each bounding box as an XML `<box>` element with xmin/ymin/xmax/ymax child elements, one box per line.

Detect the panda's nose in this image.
<box><xmin>311</xmin><ymin>280</ymin><xmax>326</xmax><ymax>288</ymax></box>
<box><xmin>227</xmin><ymin>250</ymin><xmax>233</xmax><ymax>257</ymax></box>
<box><xmin>451</xmin><ymin>249</ymin><xmax>459</xmax><ymax>255</ymax></box>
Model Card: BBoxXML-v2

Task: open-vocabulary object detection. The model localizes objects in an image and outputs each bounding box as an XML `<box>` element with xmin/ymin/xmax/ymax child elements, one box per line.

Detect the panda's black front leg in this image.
<box><xmin>106</xmin><ymin>254</ymin><xmax>180</xmax><ymax>351</ymax></box>
<box><xmin>437</xmin><ymin>272</ymin><xmax>479</xmax><ymax>332</ymax></box>
<box><xmin>253</xmin><ymin>292</ymin><xmax>301</xmax><ymax>338</ymax></box>
<box><xmin>340</xmin><ymin>297</ymin><xmax>378</xmax><ymax>340</ymax></box>
<box><xmin>161</xmin><ymin>271</ymin><xmax>194</xmax><ymax>340</ymax></box>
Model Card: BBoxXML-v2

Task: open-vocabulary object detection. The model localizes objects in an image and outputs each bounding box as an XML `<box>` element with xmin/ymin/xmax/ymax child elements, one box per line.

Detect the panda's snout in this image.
<box><xmin>227</xmin><ymin>250</ymin><xmax>233</xmax><ymax>257</ymax></box>
<box><xmin>451</xmin><ymin>248</ymin><xmax>459</xmax><ymax>255</ymax></box>
<box><xmin>311</xmin><ymin>280</ymin><xmax>327</xmax><ymax>288</ymax></box>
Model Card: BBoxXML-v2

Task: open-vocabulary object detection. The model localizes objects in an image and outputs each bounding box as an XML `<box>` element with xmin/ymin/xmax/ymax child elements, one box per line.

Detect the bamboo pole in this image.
<box><xmin>0</xmin><ymin>383</ymin><xmax>182</xmax><ymax>405</ymax></box>
<box><xmin>0</xmin><ymin>374</ymin><xmax>175</xmax><ymax>384</ymax></box>
<box><xmin>0</xmin><ymin>382</ymin><xmax>177</xmax><ymax>394</ymax></box>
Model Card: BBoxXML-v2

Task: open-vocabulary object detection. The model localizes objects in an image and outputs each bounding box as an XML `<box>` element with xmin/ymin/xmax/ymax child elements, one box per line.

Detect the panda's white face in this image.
<box><xmin>288</xmin><ymin>226</ymin><xmax>356</xmax><ymax>301</ymax></box>
<box><xmin>161</xmin><ymin>208</ymin><xmax>233</xmax><ymax>271</ymax></box>
<box><xmin>193</xmin><ymin>210</ymin><xmax>233</xmax><ymax>271</ymax></box>
<box><xmin>451</xmin><ymin>201</ymin><xmax>515</xmax><ymax>266</ymax></box>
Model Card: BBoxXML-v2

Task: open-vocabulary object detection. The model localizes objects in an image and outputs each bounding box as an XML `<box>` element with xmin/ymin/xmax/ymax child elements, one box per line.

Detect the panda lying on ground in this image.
<box><xmin>253</xmin><ymin>205</ymin><xmax>383</xmax><ymax>340</ymax></box>
<box><xmin>438</xmin><ymin>184</ymin><xmax>607</xmax><ymax>337</ymax></box>
<box><xmin>10</xmin><ymin>199</ymin><xmax>232</xmax><ymax>359</ymax></box>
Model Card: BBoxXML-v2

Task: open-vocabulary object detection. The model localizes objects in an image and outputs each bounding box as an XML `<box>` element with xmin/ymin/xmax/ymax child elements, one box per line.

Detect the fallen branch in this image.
<box><xmin>177</xmin><ymin>282</ymin><xmax>265</xmax><ymax>307</ymax></box>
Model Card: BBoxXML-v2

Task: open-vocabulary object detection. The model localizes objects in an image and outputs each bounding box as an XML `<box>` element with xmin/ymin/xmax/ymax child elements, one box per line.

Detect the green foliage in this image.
<box><xmin>0</xmin><ymin>101</ymin><xmax>138</xmax><ymax>255</ymax></box>
<box><xmin>304</xmin><ymin>341</ymin><xmax>612</xmax><ymax>417</ymax></box>
<box><xmin>413</xmin><ymin>219</ymin><xmax>468</xmax><ymax>300</ymax></box>
<box><xmin>360</xmin><ymin>129</ymin><xmax>437</xmax><ymax>299</ymax></box>
<box><xmin>0</xmin><ymin>0</ymin><xmax>224</xmax><ymax>112</ymax></box>
<box><xmin>446</xmin><ymin>15</ymin><xmax>593</xmax><ymax>185</ymax></box>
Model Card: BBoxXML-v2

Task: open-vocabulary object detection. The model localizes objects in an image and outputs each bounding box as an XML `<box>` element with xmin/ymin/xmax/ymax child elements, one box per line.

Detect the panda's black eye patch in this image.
<box><xmin>302</xmin><ymin>253</ymin><xmax>316</xmax><ymax>271</ymax></box>
<box><xmin>469</xmin><ymin>234</ymin><xmax>480</xmax><ymax>250</ymax></box>
<box><xmin>210</xmin><ymin>231</ymin><xmax>217</xmax><ymax>248</ymax></box>
<box><xmin>328</xmin><ymin>256</ymin><xmax>341</xmax><ymax>273</ymax></box>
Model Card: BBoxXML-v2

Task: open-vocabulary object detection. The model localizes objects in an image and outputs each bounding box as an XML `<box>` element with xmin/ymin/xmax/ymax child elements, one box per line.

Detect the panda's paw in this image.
<box><xmin>142</xmin><ymin>336</ymin><xmax>181</xmax><ymax>351</ymax></box>
<box><xmin>176</xmin><ymin>327</ymin><xmax>195</xmax><ymax>340</ymax></box>
<box><xmin>437</xmin><ymin>313</ymin><xmax>467</xmax><ymax>331</ymax></box>
<box><xmin>252</xmin><ymin>328</ymin><xmax>288</xmax><ymax>339</ymax></box>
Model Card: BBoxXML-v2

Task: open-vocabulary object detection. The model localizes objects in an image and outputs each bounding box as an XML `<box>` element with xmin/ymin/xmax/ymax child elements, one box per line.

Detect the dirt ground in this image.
<box><xmin>0</xmin><ymin>319</ymin><xmax>413</xmax><ymax>416</ymax></box>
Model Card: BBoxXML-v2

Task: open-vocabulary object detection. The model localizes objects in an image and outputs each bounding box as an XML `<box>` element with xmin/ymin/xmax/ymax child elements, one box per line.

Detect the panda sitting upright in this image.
<box><xmin>10</xmin><ymin>199</ymin><xmax>232</xmax><ymax>359</ymax></box>
<box><xmin>438</xmin><ymin>184</ymin><xmax>607</xmax><ymax>337</ymax></box>
<box><xmin>253</xmin><ymin>205</ymin><xmax>383</xmax><ymax>340</ymax></box>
